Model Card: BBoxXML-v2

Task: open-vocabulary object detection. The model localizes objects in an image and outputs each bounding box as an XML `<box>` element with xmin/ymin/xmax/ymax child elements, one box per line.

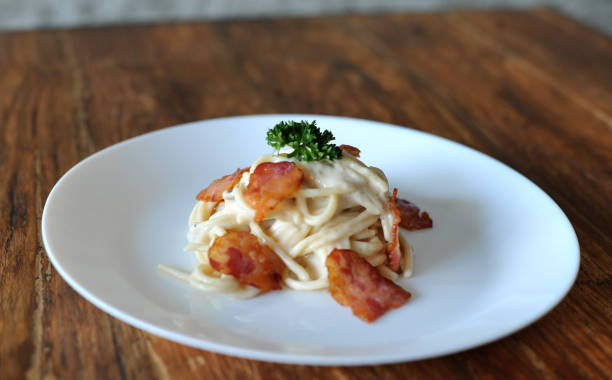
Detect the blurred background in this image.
<box><xmin>1</xmin><ymin>0</ymin><xmax>611</xmax><ymax>35</ymax></box>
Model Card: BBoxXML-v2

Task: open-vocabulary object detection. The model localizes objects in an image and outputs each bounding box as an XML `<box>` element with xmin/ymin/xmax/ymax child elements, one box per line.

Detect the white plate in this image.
<box><xmin>42</xmin><ymin>114</ymin><xmax>579</xmax><ymax>365</ymax></box>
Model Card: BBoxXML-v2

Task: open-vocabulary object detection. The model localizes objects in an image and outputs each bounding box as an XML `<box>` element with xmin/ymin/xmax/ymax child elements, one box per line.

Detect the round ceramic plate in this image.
<box><xmin>42</xmin><ymin>114</ymin><xmax>579</xmax><ymax>365</ymax></box>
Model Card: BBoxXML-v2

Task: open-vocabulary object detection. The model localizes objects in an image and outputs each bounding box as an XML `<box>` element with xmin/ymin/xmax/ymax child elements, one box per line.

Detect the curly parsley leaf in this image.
<box><xmin>266</xmin><ymin>120</ymin><xmax>343</xmax><ymax>162</ymax></box>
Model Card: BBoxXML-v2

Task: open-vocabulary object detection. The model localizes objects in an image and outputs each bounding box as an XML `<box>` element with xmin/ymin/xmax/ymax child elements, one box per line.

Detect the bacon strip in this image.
<box><xmin>386</xmin><ymin>188</ymin><xmax>402</xmax><ymax>272</ymax></box>
<box><xmin>339</xmin><ymin>144</ymin><xmax>360</xmax><ymax>157</ymax></box>
<box><xmin>326</xmin><ymin>249</ymin><xmax>411</xmax><ymax>322</ymax></box>
<box><xmin>196</xmin><ymin>168</ymin><xmax>248</xmax><ymax>202</ymax></box>
<box><xmin>244</xmin><ymin>161</ymin><xmax>304</xmax><ymax>222</ymax></box>
<box><xmin>396</xmin><ymin>198</ymin><xmax>433</xmax><ymax>230</ymax></box>
<box><xmin>208</xmin><ymin>231</ymin><xmax>285</xmax><ymax>291</ymax></box>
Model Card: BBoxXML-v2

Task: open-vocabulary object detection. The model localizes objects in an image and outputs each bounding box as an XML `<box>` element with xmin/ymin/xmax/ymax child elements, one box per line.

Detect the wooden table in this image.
<box><xmin>1</xmin><ymin>9</ymin><xmax>610</xmax><ymax>379</ymax></box>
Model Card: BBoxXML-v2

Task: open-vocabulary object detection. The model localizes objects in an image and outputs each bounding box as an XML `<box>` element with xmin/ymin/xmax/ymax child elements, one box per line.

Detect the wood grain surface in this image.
<box><xmin>1</xmin><ymin>9</ymin><xmax>611</xmax><ymax>379</ymax></box>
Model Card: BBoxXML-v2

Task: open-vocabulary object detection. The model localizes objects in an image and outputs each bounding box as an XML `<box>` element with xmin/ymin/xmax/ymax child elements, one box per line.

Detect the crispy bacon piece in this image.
<box><xmin>386</xmin><ymin>188</ymin><xmax>402</xmax><ymax>272</ymax></box>
<box><xmin>208</xmin><ymin>231</ymin><xmax>285</xmax><ymax>291</ymax></box>
<box><xmin>396</xmin><ymin>198</ymin><xmax>433</xmax><ymax>230</ymax></box>
<box><xmin>196</xmin><ymin>168</ymin><xmax>248</xmax><ymax>202</ymax></box>
<box><xmin>326</xmin><ymin>249</ymin><xmax>411</xmax><ymax>322</ymax></box>
<box><xmin>244</xmin><ymin>161</ymin><xmax>304</xmax><ymax>222</ymax></box>
<box><xmin>339</xmin><ymin>144</ymin><xmax>360</xmax><ymax>157</ymax></box>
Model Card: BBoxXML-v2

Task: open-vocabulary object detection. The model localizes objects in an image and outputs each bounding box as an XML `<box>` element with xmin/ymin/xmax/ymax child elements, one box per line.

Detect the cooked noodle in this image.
<box><xmin>159</xmin><ymin>151</ymin><xmax>413</xmax><ymax>297</ymax></box>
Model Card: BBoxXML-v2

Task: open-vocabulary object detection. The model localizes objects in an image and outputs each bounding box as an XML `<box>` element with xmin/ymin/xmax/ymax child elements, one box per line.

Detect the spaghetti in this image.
<box><xmin>160</xmin><ymin>147</ymin><xmax>416</xmax><ymax>298</ymax></box>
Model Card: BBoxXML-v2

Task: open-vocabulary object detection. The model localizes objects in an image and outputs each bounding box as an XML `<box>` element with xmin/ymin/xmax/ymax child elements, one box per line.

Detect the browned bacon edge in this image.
<box><xmin>339</xmin><ymin>144</ymin><xmax>360</xmax><ymax>157</ymax></box>
<box><xmin>208</xmin><ymin>231</ymin><xmax>285</xmax><ymax>291</ymax></box>
<box><xmin>326</xmin><ymin>248</ymin><xmax>411</xmax><ymax>322</ymax></box>
<box><xmin>396</xmin><ymin>198</ymin><xmax>433</xmax><ymax>230</ymax></box>
<box><xmin>386</xmin><ymin>188</ymin><xmax>402</xmax><ymax>272</ymax></box>
<box><xmin>196</xmin><ymin>168</ymin><xmax>248</xmax><ymax>202</ymax></box>
<box><xmin>244</xmin><ymin>161</ymin><xmax>304</xmax><ymax>222</ymax></box>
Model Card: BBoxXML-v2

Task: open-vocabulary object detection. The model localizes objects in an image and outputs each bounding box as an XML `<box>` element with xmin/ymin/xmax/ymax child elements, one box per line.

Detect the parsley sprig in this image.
<box><xmin>266</xmin><ymin>120</ymin><xmax>343</xmax><ymax>162</ymax></box>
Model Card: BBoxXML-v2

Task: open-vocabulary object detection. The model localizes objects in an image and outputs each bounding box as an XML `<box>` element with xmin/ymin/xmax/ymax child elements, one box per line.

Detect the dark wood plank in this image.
<box><xmin>452</xmin><ymin>9</ymin><xmax>612</xmax><ymax>118</ymax></box>
<box><xmin>0</xmin><ymin>10</ymin><xmax>610</xmax><ymax>380</ymax></box>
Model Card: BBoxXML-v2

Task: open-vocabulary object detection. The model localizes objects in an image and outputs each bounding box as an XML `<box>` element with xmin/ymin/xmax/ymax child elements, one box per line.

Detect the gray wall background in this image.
<box><xmin>1</xmin><ymin>0</ymin><xmax>611</xmax><ymax>36</ymax></box>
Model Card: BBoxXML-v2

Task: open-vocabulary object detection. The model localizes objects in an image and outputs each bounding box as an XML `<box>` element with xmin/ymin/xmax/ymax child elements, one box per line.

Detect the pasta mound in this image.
<box><xmin>161</xmin><ymin>150</ymin><xmax>413</xmax><ymax>298</ymax></box>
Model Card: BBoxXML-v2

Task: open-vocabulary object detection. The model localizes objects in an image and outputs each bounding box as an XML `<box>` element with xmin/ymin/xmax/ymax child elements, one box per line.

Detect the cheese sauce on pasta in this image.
<box><xmin>159</xmin><ymin>150</ymin><xmax>413</xmax><ymax>297</ymax></box>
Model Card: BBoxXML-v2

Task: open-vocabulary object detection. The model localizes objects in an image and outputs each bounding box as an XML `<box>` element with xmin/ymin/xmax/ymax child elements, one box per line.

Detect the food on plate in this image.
<box><xmin>196</xmin><ymin>168</ymin><xmax>248</xmax><ymax>203</ymax></box>
<box><xmin>208</xmin><ymin>231</ymin><xmax>285</xmax><ymax>291</ymax></box>
<box><xmin>159</xmin><ymin>120</ymin><xmax>432</xmax><ymax>321</ymax></box>
<box><xmin>396</xmin><ymin>198</ymin><xmax>432</xmax><ymax>231</ymax></box>
<box><xmin>327</xmin><ymin>249</ymin><xmax>411</xmax><ymax>322</ymax></box>
<box><xmin>243</xmin><ymin>161</ymin><xmax>304</xmax><ymax>222</ymax></box>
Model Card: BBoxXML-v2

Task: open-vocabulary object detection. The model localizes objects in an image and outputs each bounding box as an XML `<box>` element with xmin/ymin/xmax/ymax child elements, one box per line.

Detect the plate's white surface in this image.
<box><xmin>42</xmin><ymin>114</ymin><xmax>579</xmax><ymax>365</ymax></box>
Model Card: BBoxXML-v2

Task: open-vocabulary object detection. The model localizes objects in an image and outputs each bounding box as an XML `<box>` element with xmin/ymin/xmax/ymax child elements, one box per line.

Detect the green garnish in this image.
<box><xmin>266</xmin><ymin>120</ymin><xmax>343</xmax><ymax>162</ymax></box>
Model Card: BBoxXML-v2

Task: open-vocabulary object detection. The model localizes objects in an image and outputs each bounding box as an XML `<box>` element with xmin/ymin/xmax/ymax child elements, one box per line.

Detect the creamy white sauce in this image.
<box><xmin>164</xmin><ymin>149</ymin><xmax>413</xmax><ymax>295</ymax></box>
